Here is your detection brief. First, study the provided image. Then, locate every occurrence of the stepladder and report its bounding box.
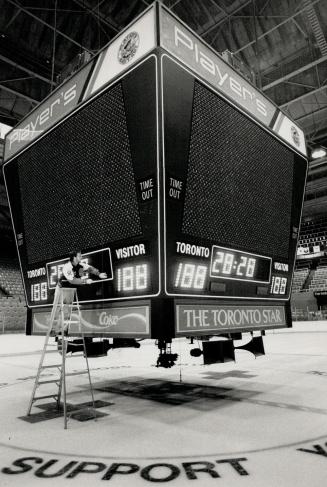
[27,286,96,429]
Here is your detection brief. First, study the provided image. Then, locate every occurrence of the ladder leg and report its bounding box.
[62,346,67,429]
[26,288,61,416]
[75,289,96,421]
[57,367,63,410]
[61,303,68,429]
[82,337,97,421]
[27,335,50,415]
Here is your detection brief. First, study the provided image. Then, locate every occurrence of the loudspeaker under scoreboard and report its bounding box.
[3,2,307,340]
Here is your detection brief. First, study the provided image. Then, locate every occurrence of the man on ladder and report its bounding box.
[58,250,108,288]
[27,250,107,428]
[55,250,107,336]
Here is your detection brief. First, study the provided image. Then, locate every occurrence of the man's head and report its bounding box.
[69,250,82,265]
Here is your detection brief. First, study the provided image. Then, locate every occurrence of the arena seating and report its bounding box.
[292,266,310,293]
[293,215,327,293]
[308,261,327,292]
[0,296,26,333]
[0,258,24,295]
[297,216,327,253]
[0,258,26,333]
[292,254,327,293]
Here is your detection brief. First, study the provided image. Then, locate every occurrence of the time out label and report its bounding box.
[137,176,157,202]
[176,304,286,333]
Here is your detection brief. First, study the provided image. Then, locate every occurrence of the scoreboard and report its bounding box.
[2,3,307,338]
[3,56,159,311]
[163,56,306,305]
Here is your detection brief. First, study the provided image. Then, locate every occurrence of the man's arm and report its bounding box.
[86,265,100,276]
[70,276,89,285]
[82,263,107,280]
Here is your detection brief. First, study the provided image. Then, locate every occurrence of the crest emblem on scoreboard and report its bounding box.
[291,125,300,147]
[118,31,140,64]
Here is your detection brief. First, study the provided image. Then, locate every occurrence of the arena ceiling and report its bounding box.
[0,0,326,241]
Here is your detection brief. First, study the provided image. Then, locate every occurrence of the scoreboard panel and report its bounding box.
[162,55,307,302]
[3,3,308,338]
[3,56,160,309]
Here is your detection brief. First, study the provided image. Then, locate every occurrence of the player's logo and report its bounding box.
[291,126,300,147]
[118,32,140,65]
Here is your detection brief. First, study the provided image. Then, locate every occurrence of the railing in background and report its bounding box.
[291,306,327,321]
[0,296,26,333]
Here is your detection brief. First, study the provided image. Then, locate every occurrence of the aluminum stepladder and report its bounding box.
[27,286,96,429]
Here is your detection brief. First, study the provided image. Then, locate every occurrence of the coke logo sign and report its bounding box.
[99,312,119,327]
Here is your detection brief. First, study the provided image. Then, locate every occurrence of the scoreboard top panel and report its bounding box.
[4,3,306,163]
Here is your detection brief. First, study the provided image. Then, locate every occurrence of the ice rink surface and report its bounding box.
[0,322,326,486]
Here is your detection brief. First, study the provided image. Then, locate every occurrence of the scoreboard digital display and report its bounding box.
[163,56,307,303]
[3,57,159,309]
[209,247,271,283]
[2,3,308,337]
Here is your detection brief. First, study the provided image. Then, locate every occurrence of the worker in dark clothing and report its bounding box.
[58,250,107,287]
[54,250,107,336]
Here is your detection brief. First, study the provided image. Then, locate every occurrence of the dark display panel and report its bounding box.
[18,83,142,265]
[182,81,293,260]
[3,57,159,308]
[163,56,307,300]
[3,52,307,318]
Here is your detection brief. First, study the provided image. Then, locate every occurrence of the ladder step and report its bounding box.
[41,364,62,369]
[65,371,88,377]
[33,394,58,402]
[37,379,60,385]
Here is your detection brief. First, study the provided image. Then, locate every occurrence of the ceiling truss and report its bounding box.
[0,0,326,151]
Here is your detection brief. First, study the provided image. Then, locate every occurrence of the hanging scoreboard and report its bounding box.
[3,55,159,313]
[2,3,307,338]
[162,55,307,304]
